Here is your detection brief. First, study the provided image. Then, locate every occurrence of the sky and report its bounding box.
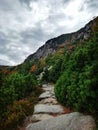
[0,0,98,66]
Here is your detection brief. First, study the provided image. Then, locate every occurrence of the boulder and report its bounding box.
[26,112,96,130]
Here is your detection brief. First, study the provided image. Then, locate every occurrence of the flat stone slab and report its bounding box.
[39,91,54,99]
[26,112,96,130]
[43,87,54,92]
[42,84,54,91]
[42,84,54,88]
[34,104,64,114]
[42,86,53,91]
[39,97,58,105]
[30,114,54,122]
[42,84,49,88]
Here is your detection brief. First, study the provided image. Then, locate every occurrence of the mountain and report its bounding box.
[25,16,98,62]
[0,17,98,130]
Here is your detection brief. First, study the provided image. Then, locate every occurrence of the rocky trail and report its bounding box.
[19,84,71,130]
[24,84,96,130]
[28,84,71,123]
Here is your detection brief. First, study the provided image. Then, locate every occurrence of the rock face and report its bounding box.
[25,17,98,62]
[26,112,96,130]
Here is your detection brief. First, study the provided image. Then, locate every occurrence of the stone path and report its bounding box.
[28,84,71,123]
[26,112,96,130]
[25,84,96,130]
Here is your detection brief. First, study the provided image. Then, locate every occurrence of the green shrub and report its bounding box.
[0,86,16,119]
[0,99,34,130]
[55,33,98,118]
[42,54,65,83]
[4,72,37,99]
[0,71,40,130]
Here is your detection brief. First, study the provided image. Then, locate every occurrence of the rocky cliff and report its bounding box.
[25,17,98,62]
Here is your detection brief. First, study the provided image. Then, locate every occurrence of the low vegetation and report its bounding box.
[54,33,98,121]
[0,70,42,130]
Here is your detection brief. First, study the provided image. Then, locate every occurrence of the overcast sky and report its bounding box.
[0,0,98,66]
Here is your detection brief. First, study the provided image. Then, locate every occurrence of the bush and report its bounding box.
[55,33,98,118]
[0,71,40,130]
[42,54,65,83]
[0,86,16,119]
[0,99,34,130]
[4,72,37,99]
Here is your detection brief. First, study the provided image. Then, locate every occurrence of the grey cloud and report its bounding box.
[0,30,29,65]
[0,0,21,12]
[0,59,11,65]
[63,0,72,3]
[19,0,32,10]
[86,0,98,6]
[0,0,12,12]
[47,14,73,26]
[0,31,7,44]
[19,0,32,5]
[80,0,98,13]
[88,0,98,11]
[0,31,11,51]
[20,27,50,42]
[0,30,20,48]
[0,0,98,65]
[0,43,29,65]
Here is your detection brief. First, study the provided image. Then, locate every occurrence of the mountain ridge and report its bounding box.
[25,16,98,62]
